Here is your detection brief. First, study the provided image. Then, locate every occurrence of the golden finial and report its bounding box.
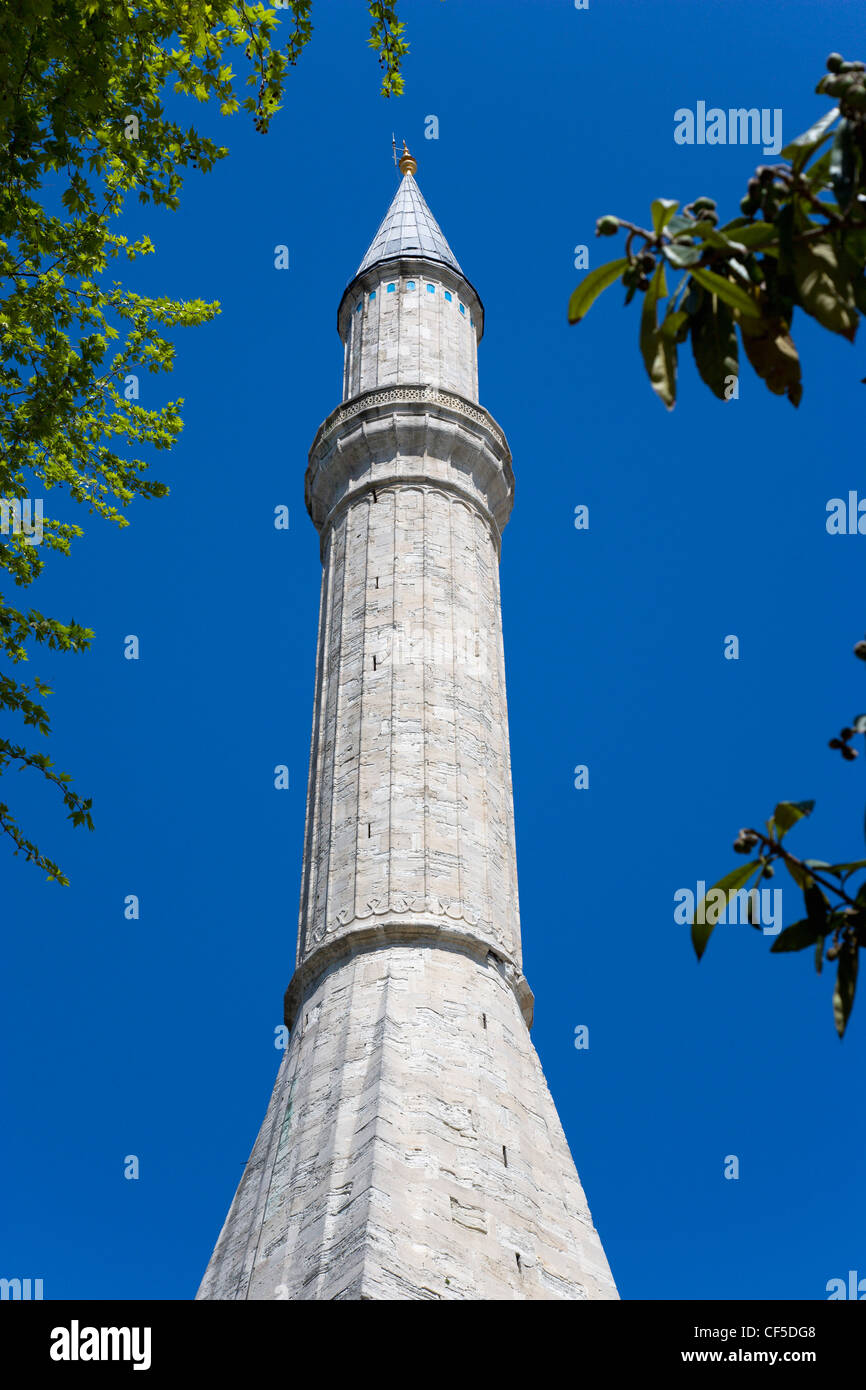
[398,140,417,176]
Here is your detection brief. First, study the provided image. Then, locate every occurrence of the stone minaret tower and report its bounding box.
[197,147,617,1302]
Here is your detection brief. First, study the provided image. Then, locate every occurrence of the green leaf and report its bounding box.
[804,881,829,936]
[783,857,811,891]
[639,262,677,408]
[805,148,835,194]
[823,860,866,878]
[691,861,761,960]
[781,106,840,171]
[841,225,866,265]
[739,317,802,405]
[802,851,830,871]
[774,799,815,837]
[568,258,629,324]
[663,242,702,268]
[829,118,856,210]
[692,221,750,254]
[833,945,858,1038]
[667,213,699,236]
[852,715,866,735]
[770,918,818,952]
[687,266,761,319]
[792,240,858,340]
[690,293,738,400]
[661,309,688,340]
[815,936,825,974]
[651,199,679,235]
[718,222,779,251]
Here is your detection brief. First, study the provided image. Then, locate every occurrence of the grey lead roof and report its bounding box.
[355,173,463,277]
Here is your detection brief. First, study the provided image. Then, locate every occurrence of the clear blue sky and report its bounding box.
[3,0,865,1300]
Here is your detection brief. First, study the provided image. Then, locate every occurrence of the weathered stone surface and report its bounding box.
[197,170,617,1301]
[197,945,616,1301]
[339,258,483,403]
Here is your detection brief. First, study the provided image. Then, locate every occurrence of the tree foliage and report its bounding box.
[570,52,866,410]
[0,1,406,882]
[570,51,866,1036]
[692,796,866,1038]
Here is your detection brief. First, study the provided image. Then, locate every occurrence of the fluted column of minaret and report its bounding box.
[296,461,522,952]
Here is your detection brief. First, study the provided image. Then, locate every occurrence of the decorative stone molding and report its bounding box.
[312,384,509,458]
[306,386,515,543]
[285,920,535,1031]
[311,891,486,941]
[301,894,520,992]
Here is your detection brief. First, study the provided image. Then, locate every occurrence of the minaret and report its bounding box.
[197,146,617,1301]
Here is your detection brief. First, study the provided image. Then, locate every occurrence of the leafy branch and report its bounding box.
[692,799,864,1037]
[569,52,866,409]
[0,1,407,882]
[567,48,866,1039]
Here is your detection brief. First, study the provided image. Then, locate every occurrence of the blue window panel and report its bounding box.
[387,283,396,293]
[444,290,452,302]
[426,283,435,294]
[459,303,465,315]
[407,280,416,290]
[369,289,376,300]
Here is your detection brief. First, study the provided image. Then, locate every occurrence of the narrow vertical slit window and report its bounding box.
[502,1145,508,1167]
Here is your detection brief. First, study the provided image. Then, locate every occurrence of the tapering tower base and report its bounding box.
[197,939,617,1301]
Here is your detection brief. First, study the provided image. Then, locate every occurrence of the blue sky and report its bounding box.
[3,0,865,1300]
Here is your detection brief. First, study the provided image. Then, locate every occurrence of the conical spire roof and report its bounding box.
[355,172,463,277]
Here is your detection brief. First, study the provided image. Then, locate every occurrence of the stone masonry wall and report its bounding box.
[196,943,617,1301]
[343,270,478,402]
[296,483,521,968]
